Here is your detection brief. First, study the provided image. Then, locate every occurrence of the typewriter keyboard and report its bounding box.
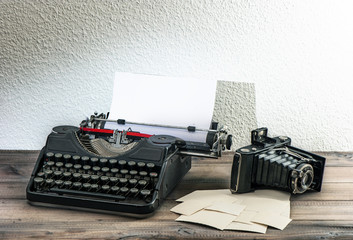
[31,152,161,204]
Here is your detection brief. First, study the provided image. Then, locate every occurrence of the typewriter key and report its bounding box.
[81,174,90,182]
[139,171,148,178]
[127,161,136,169]
[72,155,80,164]
[109,159,117,168]
[120,187,129,195]
[120,169,128,177]
[111,186,120,193]
[90,184,99,192]
[140,189,151,198]
[33,177,44,189]
[63,154,71,163]
[90,175,99,183]
[64,163,73,172]
[73,182,82,190]
[82,183,91,190]
[146,163,155,171]
[81,156,89,165]
[53,170,62,179]
[92,166,101,174]
[37,172,45,178]
[54,153,63,162]
[83,165,91,174]
[44,169,53,178]
[63,180,72,189]
[46,161,55,169]
[111,168,119,176]
[129,188,139,196]
[45,178,54,188]
[101,185,110,193]
[138,179,147,188]
[55,179,63,188]
[118,160,127,168]
[45,152,54,161]
[129,178,137,187]
[99,158,108,167]
[109,177,118,185]
[101,167,110,175]
[149,172,158,178]
[137,162,146,170]
[100,176,109,184]
[63,171,72,180]
[55,162,64,171]
[73,172,81,181]
[129,170,138,178]
[119,178,128,186]
[90,157,99,166]
[73,164,82,172]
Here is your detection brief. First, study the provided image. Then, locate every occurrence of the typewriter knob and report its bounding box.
[226,135,233,150]
[52,125,79,134]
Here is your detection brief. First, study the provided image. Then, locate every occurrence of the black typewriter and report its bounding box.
[26,112,232,217]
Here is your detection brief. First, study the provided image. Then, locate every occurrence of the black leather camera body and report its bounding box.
[230,128,326,194]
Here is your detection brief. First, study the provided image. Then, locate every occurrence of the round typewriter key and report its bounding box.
[129,178,137,187]
[90,157,99,166]
[127,161,136,169]
[120,187,129,195]
[53,170,62,179]
[73,182,82,190]
[111,186,120,193]
[81,156,89,165]
[81,174,90,182]
[82,183,91,190]
[101,167,110,175]
[111,168,119,176]
[129,170,138,178]
[130,187,139,196]
[37,172,45,178]
[73,172,81,181]
[44,169,53,178]
[45,152,54,160]
[54,153,63,162]
[101,185,110,193]
[63,154,71,163]
[119,178,128,186]
[73,164,82,172]
[63,171,72,180]
[64,163,73,172]
[63,180,72,189]
[90,175,99,183]
[46,161,55,169]
[90,184,98,191]
[109,159,118,168]
[99,158,108,167]
[100,176,109,184]
[109,177,118,185]
[118,160,127,168]
[146,163,155,171]
[138,179,147,188]
[149,172,158,178]
[83,165,91,173]
[33,177,44,188]
[72,155,80,164]
[55,162,64,171]
[55,179,63,188]
[92,166,101,174]
[137,162,146,170]
[45,178,54,188]
[140,189,151,197]
[120,169,128,177]
[139,171,148,178]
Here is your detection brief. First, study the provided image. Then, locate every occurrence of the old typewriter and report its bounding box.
[26,112,232,217]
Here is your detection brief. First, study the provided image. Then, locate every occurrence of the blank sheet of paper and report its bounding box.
[109,72,218,129]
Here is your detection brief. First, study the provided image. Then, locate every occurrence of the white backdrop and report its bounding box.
[1,0,352,151]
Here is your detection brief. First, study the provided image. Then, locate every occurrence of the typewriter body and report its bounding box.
[27,112,232,217]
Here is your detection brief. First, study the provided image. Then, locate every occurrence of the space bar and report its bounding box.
[50,188,126,201]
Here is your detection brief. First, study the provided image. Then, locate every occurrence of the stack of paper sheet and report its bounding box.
[171,189,291,234]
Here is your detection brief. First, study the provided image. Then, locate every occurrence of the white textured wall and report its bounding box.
[1,1,352,151]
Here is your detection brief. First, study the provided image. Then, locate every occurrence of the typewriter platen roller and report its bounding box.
[26,113,232,217]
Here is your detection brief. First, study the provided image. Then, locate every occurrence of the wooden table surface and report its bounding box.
[1,150,353,239]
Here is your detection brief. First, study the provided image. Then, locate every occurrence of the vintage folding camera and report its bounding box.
[230,128,325,194]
